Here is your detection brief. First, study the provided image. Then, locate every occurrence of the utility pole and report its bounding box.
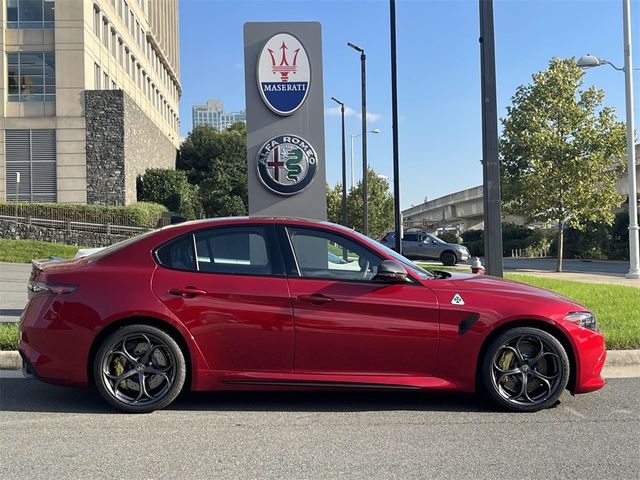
[479,0,504,276]
[390,0,402,254]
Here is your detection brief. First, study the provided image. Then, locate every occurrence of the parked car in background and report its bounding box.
[380,230,470,266]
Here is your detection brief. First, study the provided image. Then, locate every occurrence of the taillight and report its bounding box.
[27,281,77,300]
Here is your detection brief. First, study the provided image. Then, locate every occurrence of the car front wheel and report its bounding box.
[93,324,186,413]
[481,327,570,412]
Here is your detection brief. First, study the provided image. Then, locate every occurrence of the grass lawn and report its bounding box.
[0,238,81,263]
[0,324,18,350]
[505,274,640,350]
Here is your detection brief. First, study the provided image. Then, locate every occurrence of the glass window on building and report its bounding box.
[8,52,55,102]
[93,6,100,37]
[94,63,101,89]
[5,129,57,202]
[7,0,54,29]
[102,17,109,49]
[104,72,109,89]
[111,29,117,57]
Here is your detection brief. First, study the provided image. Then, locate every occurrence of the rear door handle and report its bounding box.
[169,286,207,298]
[297,294,334,305]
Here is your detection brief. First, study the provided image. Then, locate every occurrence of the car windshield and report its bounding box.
[426,233,446,244]
[347,229,435,280]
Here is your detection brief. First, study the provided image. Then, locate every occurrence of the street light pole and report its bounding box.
[622,0,639,279]
[350,129,381,192]
[575,0,639,279]
[331,97,348,227]
[348,42,369,236]
[389,0,402,255]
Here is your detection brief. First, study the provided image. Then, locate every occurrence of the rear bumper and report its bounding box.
[19,297,91,388]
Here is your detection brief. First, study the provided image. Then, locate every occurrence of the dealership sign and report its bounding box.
[256,134,318,195]
[257,33,311,116]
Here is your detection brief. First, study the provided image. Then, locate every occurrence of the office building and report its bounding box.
[0,0,181,205]
[192,99,246,131]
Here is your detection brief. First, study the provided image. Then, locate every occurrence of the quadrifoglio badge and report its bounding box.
[256,135,318,195]
[257,32,311,115]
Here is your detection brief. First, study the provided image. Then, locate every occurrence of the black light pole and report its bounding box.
[331,96,348,227]
[479,0,504,277]
[389,0,402,254]
[348,42,369,236]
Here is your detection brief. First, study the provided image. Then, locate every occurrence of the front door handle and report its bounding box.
[169,286,207,298]
[297,294,334,305]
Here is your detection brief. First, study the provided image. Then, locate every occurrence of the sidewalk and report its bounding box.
[0,262,31,323]
[507,270,640,288]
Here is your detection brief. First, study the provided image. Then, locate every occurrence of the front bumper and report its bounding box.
[571,325,607,394]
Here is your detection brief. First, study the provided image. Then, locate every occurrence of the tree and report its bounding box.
[330,168,393,240]
[178,125,248,217]
[136,169,203,219]
[500,58,626,271]
[326,183,343,225]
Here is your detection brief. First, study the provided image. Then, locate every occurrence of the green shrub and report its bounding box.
[137,169,203,220]
[437,231,460,244]
[0,202,167,228]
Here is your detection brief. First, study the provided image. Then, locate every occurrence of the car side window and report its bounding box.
[156,234,197,272]
[286,227,383,281]
[404,233,418,242]
[194,226,275,276]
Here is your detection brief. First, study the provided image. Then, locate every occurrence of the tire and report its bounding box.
[440,251,457,266]
[480,327,570,412]
[93,324,186,413]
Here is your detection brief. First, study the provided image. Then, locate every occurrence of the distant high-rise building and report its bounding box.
[0,0,182,205]
[192,100,246,131]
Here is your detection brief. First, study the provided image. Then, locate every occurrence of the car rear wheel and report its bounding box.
[481,327,569,412]
[93,324,186,413]
[440,251,457,266]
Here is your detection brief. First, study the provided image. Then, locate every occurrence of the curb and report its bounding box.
[2,349,640,371]
[0,351,21,370]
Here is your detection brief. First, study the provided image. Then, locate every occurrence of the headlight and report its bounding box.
[563,311,597,331]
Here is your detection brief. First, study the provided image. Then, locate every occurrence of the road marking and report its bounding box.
[566,408,586,418]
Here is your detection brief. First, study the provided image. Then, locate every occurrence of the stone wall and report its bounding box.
[85,91,126,206]
[85,91,177,206]
[123,93,177,205]
[0,219,129,247]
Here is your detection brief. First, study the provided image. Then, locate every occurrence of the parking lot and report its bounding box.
[1,371,638,480]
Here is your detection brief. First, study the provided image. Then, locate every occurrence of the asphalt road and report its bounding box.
[1,371,638,480]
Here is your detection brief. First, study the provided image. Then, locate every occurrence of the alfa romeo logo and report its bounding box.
[256,134,318,196]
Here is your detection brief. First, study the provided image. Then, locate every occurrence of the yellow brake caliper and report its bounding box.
[113,356,126,389]
[498,350,514,385]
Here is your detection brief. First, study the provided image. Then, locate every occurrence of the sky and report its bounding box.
[178,0,640,210]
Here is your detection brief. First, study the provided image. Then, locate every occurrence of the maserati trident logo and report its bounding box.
[257,33,311,115]
[256,134,318,195]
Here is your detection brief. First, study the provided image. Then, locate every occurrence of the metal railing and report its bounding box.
[0,214,169,236]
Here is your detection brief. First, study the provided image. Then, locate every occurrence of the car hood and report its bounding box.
[443,272,582,308]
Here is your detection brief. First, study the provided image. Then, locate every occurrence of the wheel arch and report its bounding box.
[475,319,577,393]
[87,316,194,390]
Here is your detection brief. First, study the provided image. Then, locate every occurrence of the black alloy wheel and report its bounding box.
[481,327,570,412]
[93,324,186,413]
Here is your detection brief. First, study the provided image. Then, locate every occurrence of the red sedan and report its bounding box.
[19,218,606,413]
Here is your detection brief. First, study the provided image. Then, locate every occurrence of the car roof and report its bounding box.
[157,216,356,234]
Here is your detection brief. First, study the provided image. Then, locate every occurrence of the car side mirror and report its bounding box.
[375,260,409,283]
